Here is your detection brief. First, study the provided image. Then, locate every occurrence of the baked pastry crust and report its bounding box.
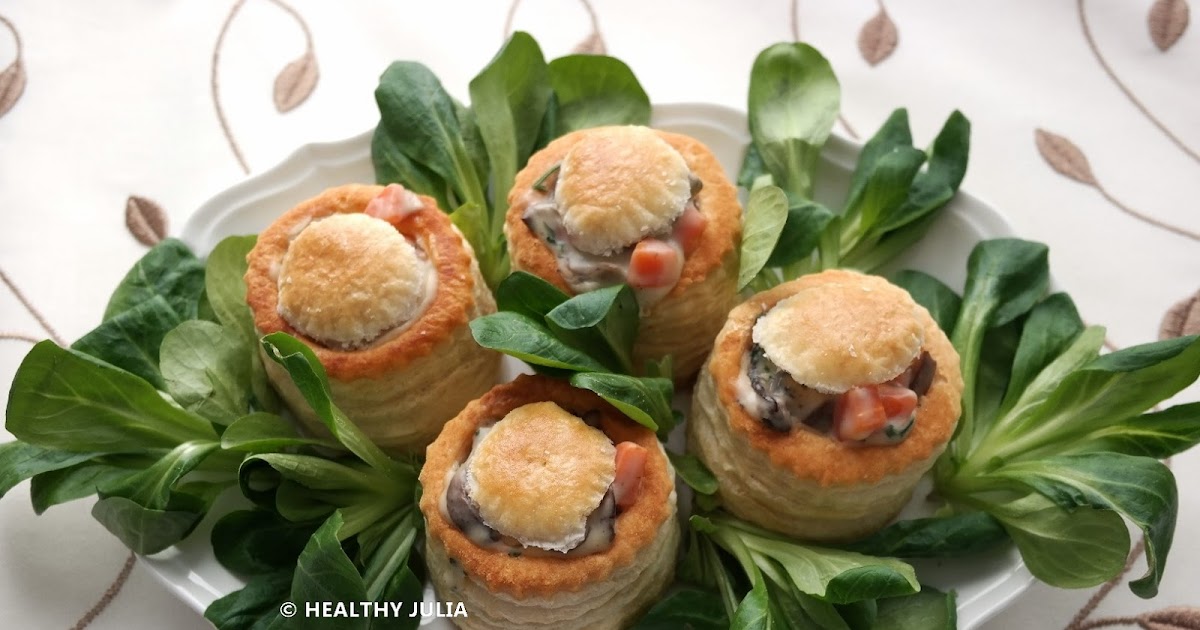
[246,184,500,452]
[753,276,924,394]
[467,401,616,550]
[421,375,678,629]
[556,126,691,255]
[277,213,431,348]
[505,127,742,381]
[688,269,963,541]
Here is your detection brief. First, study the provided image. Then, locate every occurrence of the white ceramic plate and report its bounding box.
[162,103,1034,629]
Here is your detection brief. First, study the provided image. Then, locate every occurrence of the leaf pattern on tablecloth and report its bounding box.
[212,0,320,173]
[0,332,40,344]
[1036,129,1097,185]
[1149,0,1190,51]
[858,2,898,66]
[0,14,26,118]
[1035,129,1200,241]
[1074,606,1200,629]
[125,195,168,246]
[573,0,606,54]
[1079,0,1199,164]
[1161,290,1200,340]
[273,51,319,113]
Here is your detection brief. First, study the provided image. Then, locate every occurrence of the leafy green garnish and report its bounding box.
[677,513,921,629]
[905,238,1200,598]
[844,512,1010,559]
[470,272,675,432]
[546,54,650,135]
[738,49,972,286]
[745,43,840,199]
[634,587,728,630]
[738,184,789,291]
[102,237,206,321]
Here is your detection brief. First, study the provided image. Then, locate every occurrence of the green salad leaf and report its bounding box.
[91,441,222,554]
[634,587,728,630]
[8,341,218,452]
[874,588,956,630]
[675,513,922,629]
[907,237,1200,598]
[470,311,609,373]
[738,184,790,291]
[212,509,320,576]
[259,333,403,478]
[547,54,650,134]
[161,320,252,424]
[0,442,97,499]
[546,284,638,373]
[986,493,1129,589]
[469,32,552,218]
[103,238,206,321]
[29,455,150,514]
[471,272,675,431]
[739,45,971,286]
[746,43,840,199]
[844,512,1009,559]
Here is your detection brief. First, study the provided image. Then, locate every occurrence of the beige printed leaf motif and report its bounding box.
[1143,605,1200,628]
[1035,129,1097,185]
[1160,290,1200,340]
[273,52,319,113]
[1149,0,1190,52]
[858,8,898,66]
[125,196,168,247]
[0,58,26,118]
[572,31,607,55]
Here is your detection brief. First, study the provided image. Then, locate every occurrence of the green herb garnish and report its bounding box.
[889,238,1200,598]
[532,163,561,192]
[470,271,675,434]
[737,43,971,290]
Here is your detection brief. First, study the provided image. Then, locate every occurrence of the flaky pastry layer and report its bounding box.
[420,375,677,624]
[688,270,963,541]
[247,184,500,452]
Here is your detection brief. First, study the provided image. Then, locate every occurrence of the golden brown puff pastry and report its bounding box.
[688,269,963,542]
[421,375,679,630]
[504,126,742,382]
[245,183,500,453]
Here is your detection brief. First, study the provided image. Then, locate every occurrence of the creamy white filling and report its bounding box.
[522,192,690,311]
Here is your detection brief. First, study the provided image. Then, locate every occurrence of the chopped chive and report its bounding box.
[532,163,561,192]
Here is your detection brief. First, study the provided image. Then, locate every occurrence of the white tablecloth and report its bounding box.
[2,1,1197,628]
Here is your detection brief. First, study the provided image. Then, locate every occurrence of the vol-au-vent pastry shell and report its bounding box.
[689,269,963,541]
[421,375,678,630]
[246,184,499,452]
[505,126,743,381]
[507,126,740,305]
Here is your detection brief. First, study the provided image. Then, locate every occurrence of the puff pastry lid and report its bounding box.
[466,402,616,552]
[752,271,925,394]
[277,213,432,348]
[555,125,691,255]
